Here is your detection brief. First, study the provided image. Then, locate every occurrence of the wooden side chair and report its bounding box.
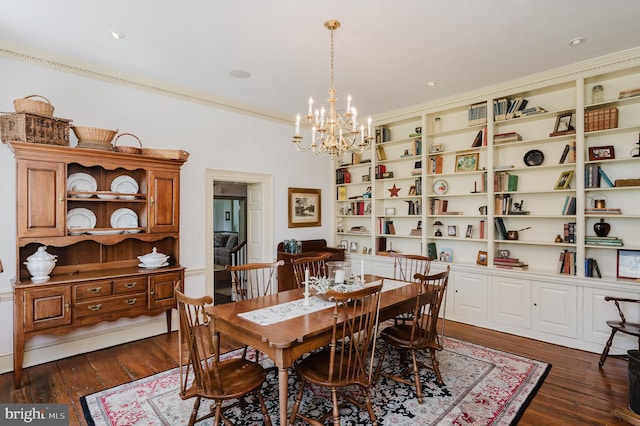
[175,285,272,426]
[226,260,284,301]
[376,267,450,403]
[289,281,384,425]
[291,253,331,288]
[390,252,433,325]
[599,296,640,367]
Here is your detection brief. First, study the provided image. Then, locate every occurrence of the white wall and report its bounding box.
[0,55,335,372]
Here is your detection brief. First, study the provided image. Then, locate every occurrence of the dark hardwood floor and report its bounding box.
[0,320,633,425]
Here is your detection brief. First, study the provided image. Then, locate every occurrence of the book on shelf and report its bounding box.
[376,145,387,161]
[619,87,640,99]
[585,236,623,246]
[561,196,576,215]
[468,102,487,125]
[494,217,508,240]
[563,222,576,243]
[479,220,485,239]
[427,242,437,259]
[428,155,443,174]
[615,178,640,187]
[568,140,576,163]
[505,97,529,120]
[470,127,487,147]
[493,97,510,121]
[337,186,347,201]
[413,139,422,156]
[411,168,422,175]
[493,257,521,264]
[557,250,576,275]
[514,106,547,117]
[494,132,522,143]
[375,127,390,144]
[598,168,614,187]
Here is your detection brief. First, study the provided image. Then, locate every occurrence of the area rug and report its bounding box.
[81,333,550,425]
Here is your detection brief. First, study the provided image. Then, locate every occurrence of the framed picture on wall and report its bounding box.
[288,187,321,228]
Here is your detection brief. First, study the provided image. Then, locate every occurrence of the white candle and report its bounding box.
[335,269,345,284]
[295,114,300,135]
[361,258,365,283]
[367,117,372,136]
[360,125,365,142]
[308,97,313,115]
[305,268,310,294]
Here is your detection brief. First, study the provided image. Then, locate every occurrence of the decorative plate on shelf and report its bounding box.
[67,208,96,229]
[110,208,139,229]
[110,175,139,198]
[433,179,448,195]
[67,173,97,197]
[524,149,544,166]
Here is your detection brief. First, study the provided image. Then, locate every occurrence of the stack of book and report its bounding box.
[563,222,576,243]
[494,132,522,144]
[585,257,602,278]
[619,87,640,99]
[585,207,621,215]
[585,164,614,188]
[494,171,518,192]
[557,250,576,275]
[430,198,463,215]
[493,257,528,270]
[584,235,623,246]
[468,102,487,125]
[584,107,618,131]
[514,106,547,117]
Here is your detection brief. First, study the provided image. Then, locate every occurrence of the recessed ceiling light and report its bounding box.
[569,37,585,46]
[229,70,251,79]
[425,81,437,87]
[111,32,125,40]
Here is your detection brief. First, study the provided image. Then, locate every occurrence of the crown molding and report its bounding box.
[0,40,293,126]
[375,46,640,124]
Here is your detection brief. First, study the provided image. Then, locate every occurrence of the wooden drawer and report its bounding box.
[113,277,147,295]
[74,280,114,301]
[74,293,148,318]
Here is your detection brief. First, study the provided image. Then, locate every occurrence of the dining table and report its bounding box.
[206,274,421,425]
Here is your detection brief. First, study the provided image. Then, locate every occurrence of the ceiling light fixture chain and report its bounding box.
[293,19,373,158]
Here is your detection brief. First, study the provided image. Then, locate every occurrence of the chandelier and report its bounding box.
[293,20,373,158]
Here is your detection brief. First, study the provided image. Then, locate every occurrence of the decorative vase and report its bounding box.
[593,218,611,237]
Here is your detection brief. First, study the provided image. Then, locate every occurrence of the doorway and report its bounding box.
[205,169,273,301]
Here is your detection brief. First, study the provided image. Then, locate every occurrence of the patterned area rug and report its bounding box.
[81,333,550,425]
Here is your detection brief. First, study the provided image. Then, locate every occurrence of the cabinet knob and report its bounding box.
[125,298,137,305]
[124,282,137,289]
[58,195,64,202]
[64,302,70,312]
[88,287,102,294]
[150,196,154,205]
[88,304,102,311]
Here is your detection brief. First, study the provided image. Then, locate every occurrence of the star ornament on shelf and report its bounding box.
[388,184,401,197]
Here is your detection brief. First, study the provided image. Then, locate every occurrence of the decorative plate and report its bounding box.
[110,175,139,196]
[524,149,544,166]
[67,208,96,229]
[87,229,123,235]
[67,173,97,197]
[110,208,138,228]
[433,179,448,195]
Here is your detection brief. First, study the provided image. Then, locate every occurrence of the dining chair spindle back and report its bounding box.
[175,284,272,425]
[376,266,450,404]
[289,280,384,425]
[226,260,284,301]
[291,253,331,288]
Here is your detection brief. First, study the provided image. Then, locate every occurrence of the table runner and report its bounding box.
[238,278,409,326]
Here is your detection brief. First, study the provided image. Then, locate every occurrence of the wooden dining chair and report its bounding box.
[599,296,640,367]
[289,281,384,425]
[390,252,433,325]
[291,253,331,288]
[175,285,272,426]
[376,267,450,404]
[226,260,284,362]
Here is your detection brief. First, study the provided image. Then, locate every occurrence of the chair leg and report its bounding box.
[599,328,618,367]
[255,391,272,426]
[189,396,201,426]
[410,350,423,404]
[289,380,306,424]
[430,347,444,386]
[364,395,378,425]
[331,388,340,426]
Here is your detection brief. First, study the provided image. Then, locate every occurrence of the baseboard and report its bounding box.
[0,311,178,375]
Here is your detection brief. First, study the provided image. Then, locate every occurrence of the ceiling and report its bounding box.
[2,0,640,121]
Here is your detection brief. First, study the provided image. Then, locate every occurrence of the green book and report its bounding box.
[507,174,518,192]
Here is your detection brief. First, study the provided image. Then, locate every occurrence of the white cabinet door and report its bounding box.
[453,271,488,319]
[490,275,531,329]
[532,280,577,338]
[583,287,640,355]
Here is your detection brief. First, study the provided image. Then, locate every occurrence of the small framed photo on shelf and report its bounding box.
[385,207,396,215]
[588,145,615,161]
[617,249,640,280]
[455,152,479,172]
[447,225,457,236]
[476,250,488,266]
[339,240,348,250]
[553,112,574,133]
[429,143,444,153]
[438,248,453,262]
[408,185,417,195]
[349,242,358,253]
[554,170,574,190]
[465,224,473,238]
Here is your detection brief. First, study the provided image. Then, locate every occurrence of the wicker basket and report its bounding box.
[13,95,55,118]
[114,133,143,155]
[0,113,70,145]
[142,147,190,161]
[72,126,118,145]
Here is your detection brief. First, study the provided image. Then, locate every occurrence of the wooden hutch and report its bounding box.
[9,141,187,386]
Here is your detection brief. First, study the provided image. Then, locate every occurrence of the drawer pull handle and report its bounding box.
[88,287,102,294]
[88,304,102,311]
[124,282,137,289]
[65,302,70,312]
[125,298,137,305]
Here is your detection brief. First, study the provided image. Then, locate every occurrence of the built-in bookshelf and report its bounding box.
[334,61,640,280]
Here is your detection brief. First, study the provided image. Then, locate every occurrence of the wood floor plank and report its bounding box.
[0,320,633,426]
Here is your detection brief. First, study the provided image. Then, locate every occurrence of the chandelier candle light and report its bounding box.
[293,20,373,157]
